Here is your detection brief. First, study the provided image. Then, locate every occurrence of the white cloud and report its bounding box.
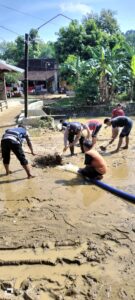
[60,2,92,14]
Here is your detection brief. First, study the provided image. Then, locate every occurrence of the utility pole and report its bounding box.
[24,14,73,118]
[24,33,29,118]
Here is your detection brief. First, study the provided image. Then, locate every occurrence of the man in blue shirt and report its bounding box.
[104,116,133,152]
[1,125,35,178]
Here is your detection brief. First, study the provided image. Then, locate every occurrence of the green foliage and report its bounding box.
[75,60,100,103]
[5,72,21,84]
[117,92,130,101]
[131,55,135,77]
[125,30,135,48]
[0,29,56,64]
[0,8,135,104]
[38,41,56,58]
[55,20,85,62]
[37,116,54,128]
[60,55,82,86]
[98,9,120,34]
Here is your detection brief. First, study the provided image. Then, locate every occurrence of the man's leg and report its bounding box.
[22,164,35,179]
[122,136,129,149]
[68,133,75,155]
[78,166,102,179]
[92,136,97,146]
[11,143,35,178]
[69,145,74,155]
[116,137,123,151]
[1,140,12,175]
[4,164,12,175]
[79,136,85,153]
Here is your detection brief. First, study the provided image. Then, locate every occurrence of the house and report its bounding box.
[18,58,58,94]
[0,60,24,100]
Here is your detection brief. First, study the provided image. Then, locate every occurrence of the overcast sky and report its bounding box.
[0,0,134,42]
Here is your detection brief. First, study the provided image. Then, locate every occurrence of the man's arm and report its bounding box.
[63,128,69,151]
[109,127,119,144]
[85,124,91,139]
[71,131,81,146]
[25,135,35,155]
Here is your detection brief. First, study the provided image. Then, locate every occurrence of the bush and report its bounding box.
[116,92,130,102]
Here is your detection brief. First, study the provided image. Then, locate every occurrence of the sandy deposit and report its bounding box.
[0,100,135,300]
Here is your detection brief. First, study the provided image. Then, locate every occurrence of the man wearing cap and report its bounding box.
[1,125,35,178]
[78,140,107,179]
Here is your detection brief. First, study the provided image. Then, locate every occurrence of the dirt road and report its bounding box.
[0,100,135,300]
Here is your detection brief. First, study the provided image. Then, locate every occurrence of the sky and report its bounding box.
[0,0,134,43]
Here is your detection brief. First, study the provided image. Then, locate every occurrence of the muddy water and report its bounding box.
[0,103,135,299]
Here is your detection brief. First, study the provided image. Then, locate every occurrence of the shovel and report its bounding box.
[100,141,110,152]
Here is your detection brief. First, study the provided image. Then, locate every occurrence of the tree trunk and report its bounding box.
[0,72,7,100]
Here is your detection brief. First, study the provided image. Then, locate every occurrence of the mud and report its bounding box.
[33,153,63,168]
[0,100,135,299]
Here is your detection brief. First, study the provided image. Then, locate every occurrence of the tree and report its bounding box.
[39,41,56,58]
[60,55,82,87]
[98,9,120,34]
[83,9,120,34]
[125,30,135,48]
[55,20,85,63]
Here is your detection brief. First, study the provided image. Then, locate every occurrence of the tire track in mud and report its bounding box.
[0,237,134,300]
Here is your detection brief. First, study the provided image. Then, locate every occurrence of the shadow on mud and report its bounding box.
[0,177,26,184]
[55,177,90,186]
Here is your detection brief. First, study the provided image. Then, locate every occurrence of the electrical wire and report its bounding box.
[0,25,19,35]
[0,2,47,21]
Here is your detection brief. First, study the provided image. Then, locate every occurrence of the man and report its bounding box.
[78,140,107,179]
[104,116,133,152]
[59,119,69,130]
[1,125,35,178]
[63,121,90,155]
[86,119,102,146]
[110,104,125,137]
[111,104,125,118]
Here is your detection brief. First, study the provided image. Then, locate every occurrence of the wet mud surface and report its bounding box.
[0,101,135,299]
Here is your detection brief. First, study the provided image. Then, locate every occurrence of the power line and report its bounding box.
[37,13,73,30]
[0,25,20,35]
[0,2,51,22]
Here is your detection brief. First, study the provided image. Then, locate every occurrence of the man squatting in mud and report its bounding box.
[1,125,35,178]
[78,140,107,180]
[104,116,133,153]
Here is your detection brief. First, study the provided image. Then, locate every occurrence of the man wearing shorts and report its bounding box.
[104,116,133,152]
[1,125,35,178]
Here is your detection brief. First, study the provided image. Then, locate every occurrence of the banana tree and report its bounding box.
[131,55,135,100]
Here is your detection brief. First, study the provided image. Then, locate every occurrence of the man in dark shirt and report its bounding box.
[1,125,35,178]
[104,116,133,152]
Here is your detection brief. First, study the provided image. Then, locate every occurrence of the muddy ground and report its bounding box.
[0,100,135,300]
